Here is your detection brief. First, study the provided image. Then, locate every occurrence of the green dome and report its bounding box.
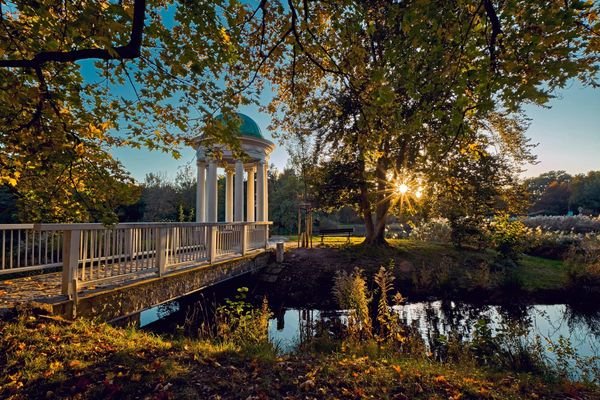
[216,112,263,139]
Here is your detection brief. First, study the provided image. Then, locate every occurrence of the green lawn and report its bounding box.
[517,255,568,291]
[283,236,570,295]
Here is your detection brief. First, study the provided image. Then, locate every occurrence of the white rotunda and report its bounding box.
[194,113,275,223]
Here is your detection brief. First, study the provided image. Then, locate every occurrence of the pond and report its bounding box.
[139,277,600,380]
[268,303,599,356]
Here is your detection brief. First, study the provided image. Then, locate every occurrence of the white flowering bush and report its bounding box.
[521,223,600,260]
[409,218,452,243]
[523,215,600,233]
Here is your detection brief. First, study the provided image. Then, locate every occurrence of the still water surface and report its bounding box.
[268,302,599,359]
[141,296,599,359]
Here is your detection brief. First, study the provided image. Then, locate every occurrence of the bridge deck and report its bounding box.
[0,222,273,319]
[0,249,268,316]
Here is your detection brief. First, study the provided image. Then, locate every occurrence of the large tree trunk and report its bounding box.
[363,155,391,246]
[358,159,375,241]
[364,224,387,245]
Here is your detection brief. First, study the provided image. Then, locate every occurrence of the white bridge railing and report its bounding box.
[0,222,271,297]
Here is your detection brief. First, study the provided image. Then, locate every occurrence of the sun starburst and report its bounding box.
[377,168,425,213]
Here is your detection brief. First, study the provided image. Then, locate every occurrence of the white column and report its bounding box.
[256,160,265,222]
[234,160,244,222]
[264,160,269,221]
[225,167,234,222]
[246,167,255,222]
[196,160,206,222]
[207,160,218,222]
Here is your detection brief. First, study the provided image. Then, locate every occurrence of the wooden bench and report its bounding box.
[318,228,354,244]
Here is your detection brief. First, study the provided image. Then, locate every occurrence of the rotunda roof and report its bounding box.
[216,112,263,139]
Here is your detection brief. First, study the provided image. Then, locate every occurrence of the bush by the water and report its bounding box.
[566,239,600,298]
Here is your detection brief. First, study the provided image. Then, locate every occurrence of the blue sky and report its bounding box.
[111,78,599,182]
[522,80,600,177]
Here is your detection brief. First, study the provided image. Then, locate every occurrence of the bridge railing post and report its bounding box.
[208,225,218,263]
[157,227,168,276]
[241,224,248,256]
[61,229,81,299]
[264,224,269,249]
[125,228,135,261]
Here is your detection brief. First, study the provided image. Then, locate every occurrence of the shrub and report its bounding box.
[215,287,271,347]
[566,239,600,298]
[469,316,545,373]
[409,218,452,243]
[489,214,528,260]
[449,216,489,249]
[523,226,581,260]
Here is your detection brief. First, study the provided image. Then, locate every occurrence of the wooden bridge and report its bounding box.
[0,222,272,321]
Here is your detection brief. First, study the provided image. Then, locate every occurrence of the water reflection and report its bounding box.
[269,302,600,361]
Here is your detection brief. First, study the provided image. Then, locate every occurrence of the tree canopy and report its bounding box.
[0,0,265,221]
[263,0,599,243]
[1,0,599,229]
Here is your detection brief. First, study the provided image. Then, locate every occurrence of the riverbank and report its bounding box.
[1,316,598,399]
[265,238,584,308]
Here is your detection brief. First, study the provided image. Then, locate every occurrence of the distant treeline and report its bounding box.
[524,171,600,216]
[2,168,598,227]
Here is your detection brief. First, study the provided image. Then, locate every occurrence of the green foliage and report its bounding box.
[449,216,488,250]
[525,170,600,216]
[268,167,303,235]
[216,287,271,348]
[546,335,600,383]
[136,167,197,222]
[566,239,600,298]
[571,171,600,214]
[0,0,263,222]
[489,214,529,260]
[177,204,185,223]
[469,316,545,373]
[0,185,18,223]
[410,257,454,293]
[268,0,599,244]
[525,170,573,215]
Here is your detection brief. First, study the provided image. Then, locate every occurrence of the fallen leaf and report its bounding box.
[299,379,316,391]
[131,373,142,382]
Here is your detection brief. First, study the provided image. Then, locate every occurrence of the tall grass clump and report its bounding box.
[332,268,372,340]
[566,239,600,298]
[331,265,426,358]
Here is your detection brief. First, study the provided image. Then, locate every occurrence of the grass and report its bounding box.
[285,236,571,298]
[517,256,568,291]
[1,315,598,399]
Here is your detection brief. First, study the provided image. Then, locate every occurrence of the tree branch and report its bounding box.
[483,0,502,69]
[0,0,146,68]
